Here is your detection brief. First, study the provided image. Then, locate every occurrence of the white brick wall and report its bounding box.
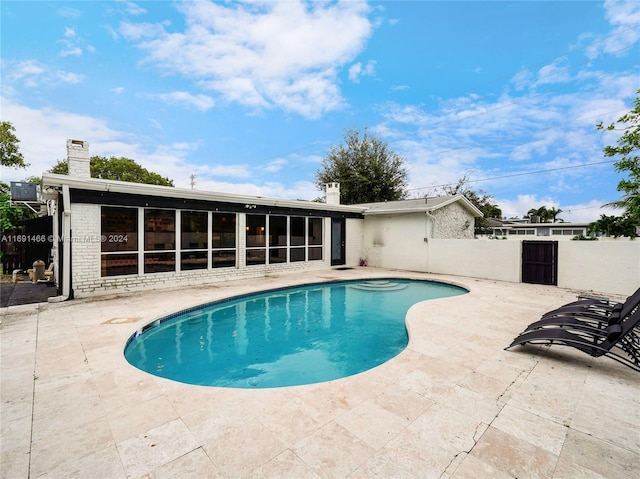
[345,218,363,266]
[70,204,101,288]
[66,139,91,178]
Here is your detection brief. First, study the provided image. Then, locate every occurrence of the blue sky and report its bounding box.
[2,0,639,222]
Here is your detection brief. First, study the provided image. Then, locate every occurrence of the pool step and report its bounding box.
[348,281,408,292]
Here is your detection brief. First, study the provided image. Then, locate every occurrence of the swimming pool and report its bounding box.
[124,279,467,388]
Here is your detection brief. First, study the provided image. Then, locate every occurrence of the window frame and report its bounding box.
[100,206,139,277]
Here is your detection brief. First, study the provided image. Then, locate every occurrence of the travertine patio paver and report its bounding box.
[1,268,639,478]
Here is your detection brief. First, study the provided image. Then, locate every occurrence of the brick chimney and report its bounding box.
[325,182,340,205]
[66,139,90,178]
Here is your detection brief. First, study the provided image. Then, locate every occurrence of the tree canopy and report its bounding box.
[50,156,174,186]
[0,182,33,232]
[526,205,563,223]
[588,214,637,238]
[0,121,29,169]
[438,175,502,218]
[315,128,408,204]
[597,89,640,224]
[0,122,35,232]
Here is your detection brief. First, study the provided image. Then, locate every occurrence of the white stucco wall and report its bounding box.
[557,240,640,296]
[428,239,521,282]
[358,203,477,270]
[426,238,639,296]
[361,213,430,271]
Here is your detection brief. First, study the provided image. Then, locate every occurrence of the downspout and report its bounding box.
[424,210,436,272]
[425,210,436,240]
[48,185,71,302]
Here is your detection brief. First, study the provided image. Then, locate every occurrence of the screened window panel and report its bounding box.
[101,207,138,252]
[181,211,208,249]
[145,209,175,251]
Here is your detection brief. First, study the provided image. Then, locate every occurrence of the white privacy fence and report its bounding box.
[371,238,639,296]
[428,238,639,296]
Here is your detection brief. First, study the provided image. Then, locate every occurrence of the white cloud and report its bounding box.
[510,131,563,161]
[192,178,320,201]
[348,60,376,83]
[204,165,252,178]
[59,27,84,57]
[586,0,640,59]
[121,1,146,16]
[535,58,572,86]
[0,99,308,197]
[375,53,637,222]
[490,194,617,223]
[261,159,288,174]
[561,201,619,223]
[496,194,561,220]
[120,0,373,118]
[57,7,81,18]
[3,60,84,88]
[58,43,82,57]
[154,91,215,111]
[0,98,129,182]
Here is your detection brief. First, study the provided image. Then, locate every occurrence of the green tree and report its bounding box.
[588,214,617,237]
[589,214,637,238]
[526,206,557,223]
[0,121,29,169]
[50,156,174,186]
[597,89,640,224]
[0,182,33,232]
[315,128,408,204]
[0,123,35,233]
[547,207,563,223]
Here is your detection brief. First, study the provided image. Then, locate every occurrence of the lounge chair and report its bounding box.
[541,287,640,320]
[505,306,640,372]
[526,287,640,331]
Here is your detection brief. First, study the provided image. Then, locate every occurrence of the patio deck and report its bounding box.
[1,269,638,478]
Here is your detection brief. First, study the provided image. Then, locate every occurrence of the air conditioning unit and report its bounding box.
[10,182,38,202]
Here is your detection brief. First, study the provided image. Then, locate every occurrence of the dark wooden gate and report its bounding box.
[522,241,558,285]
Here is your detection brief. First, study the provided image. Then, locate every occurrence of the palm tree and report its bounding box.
[589,214,617,237]
[527,206,549,223]
[548,207,563,223]
[605,194,639,224]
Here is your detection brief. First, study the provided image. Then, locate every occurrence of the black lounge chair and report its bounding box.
[526,287,640,331]
[505,306,640,372]
[541,287,640,320]
[542,288,640,318]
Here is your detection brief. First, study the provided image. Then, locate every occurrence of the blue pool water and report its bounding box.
[124,279,467,388]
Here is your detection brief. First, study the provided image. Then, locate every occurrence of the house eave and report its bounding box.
[41,173,368,214]
[361,195,484,217]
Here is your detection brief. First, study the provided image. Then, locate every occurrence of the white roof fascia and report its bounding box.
[363,195,483,217]
[433,195,484,218]
[41,173,367,214]
[511,222,591,228]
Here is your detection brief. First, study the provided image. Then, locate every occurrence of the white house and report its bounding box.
[40,140,480,300]
[357,197,483,271]
[491,220,591,239]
